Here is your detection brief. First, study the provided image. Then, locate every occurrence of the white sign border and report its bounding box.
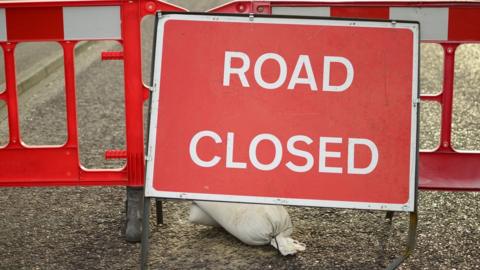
[145,13,419,212]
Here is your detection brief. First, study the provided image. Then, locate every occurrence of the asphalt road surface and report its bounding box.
[1,1,479,269]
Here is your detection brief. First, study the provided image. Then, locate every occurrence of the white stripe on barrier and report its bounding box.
[272,6,330,17]
[390,8,448,41]
[63,6,121,40]
[0,9,6,42]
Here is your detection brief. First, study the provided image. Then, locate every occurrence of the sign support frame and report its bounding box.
[140,11,421,269]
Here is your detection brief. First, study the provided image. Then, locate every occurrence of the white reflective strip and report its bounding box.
[390,7,448,41]
[0,9,6,41]
[63,6,121,40]
[272,7,330,17]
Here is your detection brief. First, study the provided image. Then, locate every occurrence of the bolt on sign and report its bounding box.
[145,13,419,212]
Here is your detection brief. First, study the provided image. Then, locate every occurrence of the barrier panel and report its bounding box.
[0,0,186,187]
[209,0,480,191]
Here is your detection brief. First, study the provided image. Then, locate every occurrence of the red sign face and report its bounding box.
[145,14,419,211]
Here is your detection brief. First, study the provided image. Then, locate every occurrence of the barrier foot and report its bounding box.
[126,187,144,242]
[140,196,151,270]
[155,199,164,225]
[385,211,418,270]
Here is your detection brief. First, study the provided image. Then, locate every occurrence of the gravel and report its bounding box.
[1,5,479,270]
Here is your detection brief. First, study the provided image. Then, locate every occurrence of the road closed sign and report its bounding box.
[145,13,419,212]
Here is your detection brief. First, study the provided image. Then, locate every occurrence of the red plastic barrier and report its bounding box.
[0,0,186,187]
[2,0,479,191]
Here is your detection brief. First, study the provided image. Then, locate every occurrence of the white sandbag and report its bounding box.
[188,203,220,227]
[194,201,306,255]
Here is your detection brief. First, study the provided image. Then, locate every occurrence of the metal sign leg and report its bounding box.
[156,199,163,225]
[140,197,151,270]
[385,211,395,224]
[385,210,418,270]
